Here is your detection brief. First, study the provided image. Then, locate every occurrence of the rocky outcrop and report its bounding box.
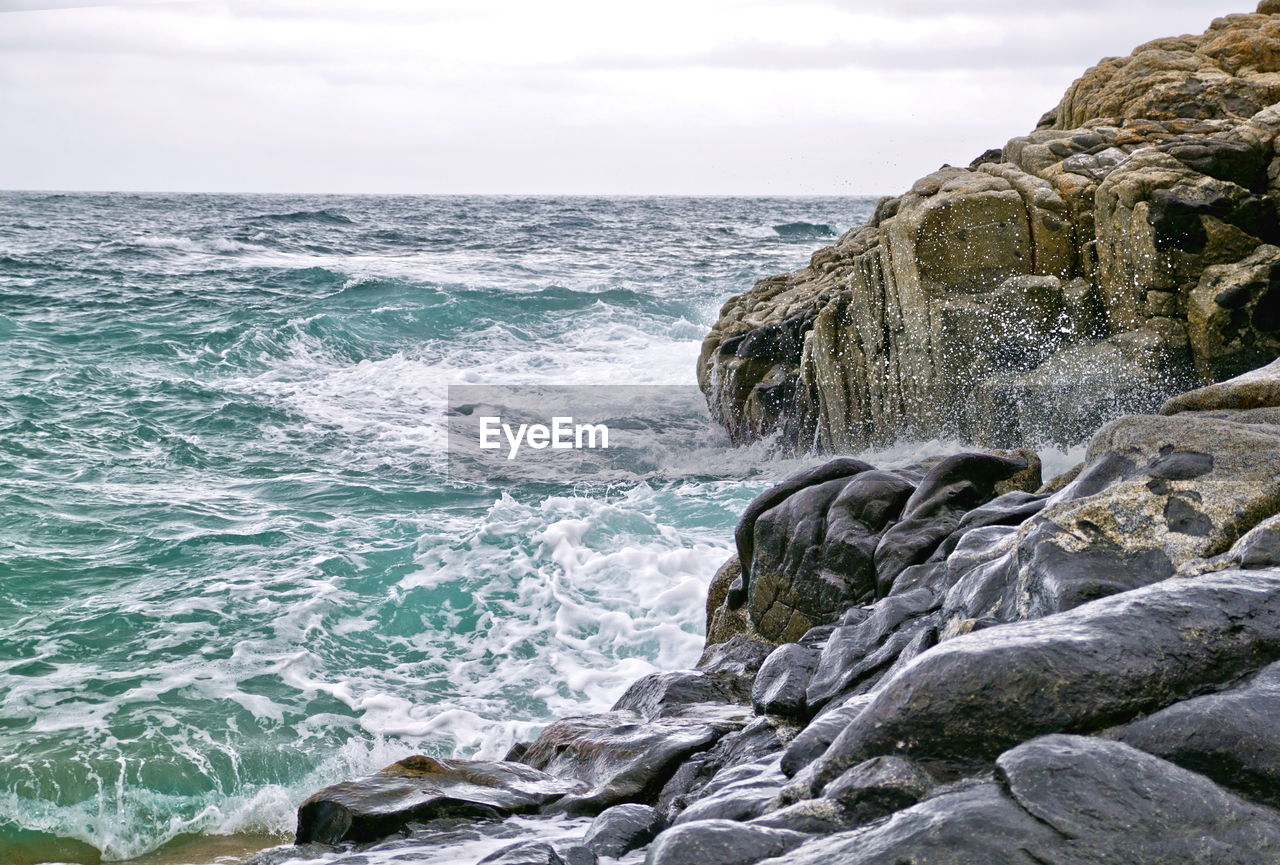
[699,4,1280,451]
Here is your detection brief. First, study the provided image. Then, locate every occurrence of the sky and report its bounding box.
[0,0,1256,194]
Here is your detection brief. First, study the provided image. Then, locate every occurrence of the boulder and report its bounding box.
[582,804,665,858]
[798,568,1280,795]
[294,756,585,846]
[521,706,749,815]
[751,643,820,719]
[768,734,1280,864]
[1162,353,1280,413]
[645,820,807,865]
[478,841,566,865]
[1116,658,1280,807]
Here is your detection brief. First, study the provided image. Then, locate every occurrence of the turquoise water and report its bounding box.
[0,193,876,861]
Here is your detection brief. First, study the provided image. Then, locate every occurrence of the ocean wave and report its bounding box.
[772,220,836,239]
[243,210,357,226]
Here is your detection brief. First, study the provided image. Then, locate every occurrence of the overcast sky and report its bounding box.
[0,0,1255,194]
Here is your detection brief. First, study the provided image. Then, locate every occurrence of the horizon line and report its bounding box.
[0,186,891,198]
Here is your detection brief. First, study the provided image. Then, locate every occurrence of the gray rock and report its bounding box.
[583,804,664,858]
[645,820,806,865]
[748,797,854,834]
[744,466,913,642]
[872,453,1033,595]
[798,568,1280,795]
[1116,659,1280,807]
[657,718,786,820]
[779,694,873,777]
[761,782,1057,865]
[751,644,820,719]
[612,671,749,721]
[478,841,565,865]
[804,589,936,711]
[671,756,787,826]
[995,734,1280,861]
[294,756,586,845]
[521,706,749,815]
[822,756,934,823]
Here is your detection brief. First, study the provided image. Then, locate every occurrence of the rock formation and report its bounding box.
[282,7,1280,865]
[699,5,1280,451]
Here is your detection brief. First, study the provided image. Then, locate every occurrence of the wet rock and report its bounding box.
[582,804,665,858]
[697,634,774,680]
[748,797,853,834]
[1163,353,1280,413]
[521,706,749,815]
[670,757,788,826]
[804,589,936,711]
[873,453,1032,596]
[798,568,1280,795]
[612,670,749,720]
[751,643,820,718]
[779,695,873,777]
[656,717,786,820]
[772,735,1280,864]
[765,782,1057,865]
[294,756,586,846]
[995,734,1280,860]
[478,841,566,865]
[1116,659,1280,807]
[742,464,912,642]
[822,756,935,823]
[646,820,806,865]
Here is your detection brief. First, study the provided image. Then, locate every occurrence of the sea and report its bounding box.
[0,193,920,865]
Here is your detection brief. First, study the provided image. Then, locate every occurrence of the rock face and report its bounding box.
[699,6,1280,451]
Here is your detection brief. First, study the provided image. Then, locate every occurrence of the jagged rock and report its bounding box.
[521,706,749,815]
[1116,658,1280,807]
[646,820,807,865]
[294,756,586,846]
[698,7,1280,453]
[582,804,665,858]
[795,568,1280,796]
[478,841,566,865]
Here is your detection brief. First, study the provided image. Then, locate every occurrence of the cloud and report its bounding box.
[0,0,1255,193]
